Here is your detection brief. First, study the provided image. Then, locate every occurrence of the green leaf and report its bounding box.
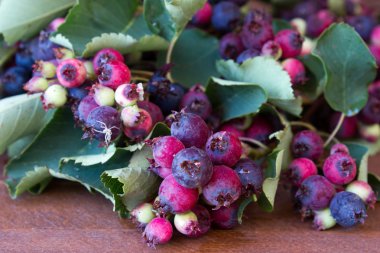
[272,19,292,34]
[5,108,105,198]
[314,23,377,116]
[157,28,221,88]
[0,0,76,44]
[0,94,53,154]
[55,0,138,55]
[216,57,295,101]
[101,146,161,217]
[270,125,293,170]
[270,97,303,117]
[257,150,284,212]
[205,77,267,122]
[368,173,380,201]
[238,197,253,224]
[345,142,369,181]
[298,54,327,101]
[144,0,206,41]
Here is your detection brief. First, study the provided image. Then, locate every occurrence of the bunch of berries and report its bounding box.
[129,111,265,248]
[288,130,376,230]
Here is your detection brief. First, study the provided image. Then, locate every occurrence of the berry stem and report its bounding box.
[323,113,345,147]
[289,121,317,131]
[239,137,270,151]
[165,37,178,82]
[131,70,154,78]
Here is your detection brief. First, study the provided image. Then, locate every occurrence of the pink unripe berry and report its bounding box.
[275,29,304,58]
[93,84,115,106]
[202,165,242,209]
[123,109,153,141]
[192,2,212,27]
[34,61,57,79]
[219,123,245,138]
[93,48,124,72]
[42,84,67,109]
[313,208,336,231]
[287,158,318,187]
[115,83,144,107]
[98,61,131,90]
[150,136,185,169]
[121,105,140,127]
[24,76,49,93]
[131,203,155,229]
[155,174,199,215]
[56,59,86,88]
[143,217,173,248]
[330,143,350,155]
[137,101,164,125]
[346,180,377,208]
[174,211,200,236]
[370,25,380,47]
[282,58,306,86]
[323,153,357,185]
[48,17,65,32]
[261,40,282,60]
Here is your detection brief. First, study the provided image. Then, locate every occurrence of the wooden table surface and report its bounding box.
[0,154,379,253]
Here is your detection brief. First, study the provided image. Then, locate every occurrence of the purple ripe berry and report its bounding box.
[323,153,357,185]
[137,101,164,125]
[180,85,212,120]
[130,203,155,230]
[370,25,380,47]
[98,60,131,90]
[330,143,350,155]
[93,48,124,72]
[189,205,211,238]
[202,165,242,209]
[219,122,245,138]
[329,113,358,139]
[219,33,245,60]
[56,59,86,88]
[293,0,321,19]
[123,109,153,141]
[245,116,274,144]
[174,211,200,237]
[143,217,173,248]
[115,83,144,107]
[77,95,99,122]
[172,147,213,189]
[191,2,213,27]
[275,29,304,59]
[155,174,199,214]
[261,40,282,60]
[240,19,274,50]
[150,136,185,169]
[233,158,263,195]
[306,10,335,38]
[313,208,336,231]
[330,191,367,228]
[85,106,121,145]
[346,15,375,41]
[282,58,307,86]
[171,112,210,149]
[205,131,242,167]
[236,49,261,64]
[296,175,336,210]
[346,180,377,209]
[287,158,318,187]
[291,130,324,161]
[358,95,380,124]
[210,203,239,229]
[211,2,240,33]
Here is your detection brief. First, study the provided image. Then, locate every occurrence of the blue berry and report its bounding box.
[236,49,261,64]
[1,66,30,96]
[68,84,90,101]
[347,15,376,41]
[233,158,263,195]
[32,31,57,61]
[211,2,241,33]
[219,33,245,60]
[330,191,367,228]
[15,43,35,70]
[240,19,274,50]
[172,147,213,189]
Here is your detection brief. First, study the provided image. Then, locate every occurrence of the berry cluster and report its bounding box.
[129,111,265,248]
[0,18,65,97]
[288,130,376,230]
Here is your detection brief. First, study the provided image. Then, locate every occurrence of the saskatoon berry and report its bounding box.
[322,153,357,185]
[137,101,164,125]
[56,59,87,88]
[287,158,317,187]
[219,33,245,60]
[211,2,241,33]
[98,60,131,90]
[291,130,324,161]
[233,158,263,195]
[143,217,173,248]
[150,136,185,169]
[180,85,212,120]
[93,48,124,72]
[275,29,304,59]
[210,203,239,229]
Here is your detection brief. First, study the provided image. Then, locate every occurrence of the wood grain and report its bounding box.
[0,154,379,253]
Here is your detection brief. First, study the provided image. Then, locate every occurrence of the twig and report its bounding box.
[239,137,270,151]
[323,113,345,147]
[289,121,317,131]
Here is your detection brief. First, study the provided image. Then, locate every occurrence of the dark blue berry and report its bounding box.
[236,49,261,64]
[233,158,263,195]
[330,191,367,228]
[219,33,245,60]
[211,2,241,33]
[15,43,35,71]
[1,66,30,96]
[347,15,376,41]
[32,31,57,61]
